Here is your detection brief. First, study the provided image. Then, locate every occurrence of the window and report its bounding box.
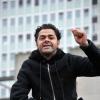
[67,11,72,19]
[67,0,72,2]
[59,0,64,2]
[2,1,8,9]
[10,0,15,8]
[2,19,7,26]
[18,17,23,25]
[2,36,7,44]
[26,34,31,40]
[34,15,39,23]
[92,16,97,23]
[26,16,31,24]
[1,88,6,97]
[75,10,80,18]
[35,0,39,6]
[19,0,23,7]
[27,0,31,5]
[2,53,7,61]
[84,26,89,34]
[92,0,97,5]
[42,0,47,4]
[51,0,55,3]
[1,71,6,77]
[10,70,15,76]
[42,14,47,23]
[18,35,23,42]
[59,12,64,20]
[92,34,97,41]
[10,35,15,43]
[50,13,55,21]
[10,18,15,26]
[10,53,15,60]
[84,9,89,17]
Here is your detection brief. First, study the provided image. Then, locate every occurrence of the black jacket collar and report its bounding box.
[29,48,65,63]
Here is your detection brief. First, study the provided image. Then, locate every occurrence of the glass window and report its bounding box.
[2,1,8,9]
[26,34,31,40]
[84,26,89,34]
[42,0,47,4]
[92,16,97,23]
[35,0,39,6]
[10,53,15,60]
[18,17,23,25]
[84,9,89,17]
[59,12,64,20]
[1,88,6,97]
[10,70,15,76]
[51,0,56,3]
[2,53,7,61]
[67,0,72,2]
[59,0,64,2]
[26,16,31,24]
[34,15,39,23]
[2,36,7,44]
[27,0,31,5]
[18,35,23,42]
[42,14,47,23]
[19,0,23,7]
[50,13,55,21]
[67,11,72,19]
[1,71,6,77]
[92,0,97,5]
[10,18,15,26]
[10,35,15,43]
[92,34,97,41]
[10,0,15,8]
[75,10,80,18]
[2,19,7,26]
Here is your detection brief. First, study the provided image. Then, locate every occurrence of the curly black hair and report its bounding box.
[34,24,61,41]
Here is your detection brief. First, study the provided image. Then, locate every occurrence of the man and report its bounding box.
[10,24,100,100]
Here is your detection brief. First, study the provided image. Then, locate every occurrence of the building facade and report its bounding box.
[0,0,99,99]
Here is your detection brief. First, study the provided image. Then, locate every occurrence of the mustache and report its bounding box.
[42,41,52,46]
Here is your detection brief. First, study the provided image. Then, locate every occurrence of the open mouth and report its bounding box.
[42,44,52,49]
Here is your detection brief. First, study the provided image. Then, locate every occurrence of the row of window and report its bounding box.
[1,25,90,45]
[1,9,90,27]
[1,0,75,10]
[0,70,15,77]
[2,34,31,45]
[1,0,98,10]
[2,0,98,10]
[1,25,90,47]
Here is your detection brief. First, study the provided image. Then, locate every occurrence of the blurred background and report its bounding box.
[0,0,100,100]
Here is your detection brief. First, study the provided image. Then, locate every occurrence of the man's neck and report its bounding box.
[41,50,57,60]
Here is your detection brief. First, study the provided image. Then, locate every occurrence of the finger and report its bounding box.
[71,28,84,37]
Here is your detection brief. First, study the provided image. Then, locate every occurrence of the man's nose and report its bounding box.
[45,37,50,41]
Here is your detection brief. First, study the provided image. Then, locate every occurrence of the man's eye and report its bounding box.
[39,37,45,40]
[49,37,54,39]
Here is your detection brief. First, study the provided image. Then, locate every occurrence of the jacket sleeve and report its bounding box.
[10,61,34,100]
[71,40,100,76]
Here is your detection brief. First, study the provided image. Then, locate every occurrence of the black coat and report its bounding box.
[10,40,100,100]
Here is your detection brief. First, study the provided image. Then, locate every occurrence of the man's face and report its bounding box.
[36,29,60,55]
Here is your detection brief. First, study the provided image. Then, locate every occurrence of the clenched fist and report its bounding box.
[71,28,89,47]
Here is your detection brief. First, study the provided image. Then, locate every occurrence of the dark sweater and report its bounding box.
[10,40,100,100]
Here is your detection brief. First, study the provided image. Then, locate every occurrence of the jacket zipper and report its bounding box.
[47,64,56,100]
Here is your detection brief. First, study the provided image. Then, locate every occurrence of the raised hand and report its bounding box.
[71,28,89,47]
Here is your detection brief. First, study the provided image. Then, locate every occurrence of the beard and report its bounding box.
[39,47,57,59]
